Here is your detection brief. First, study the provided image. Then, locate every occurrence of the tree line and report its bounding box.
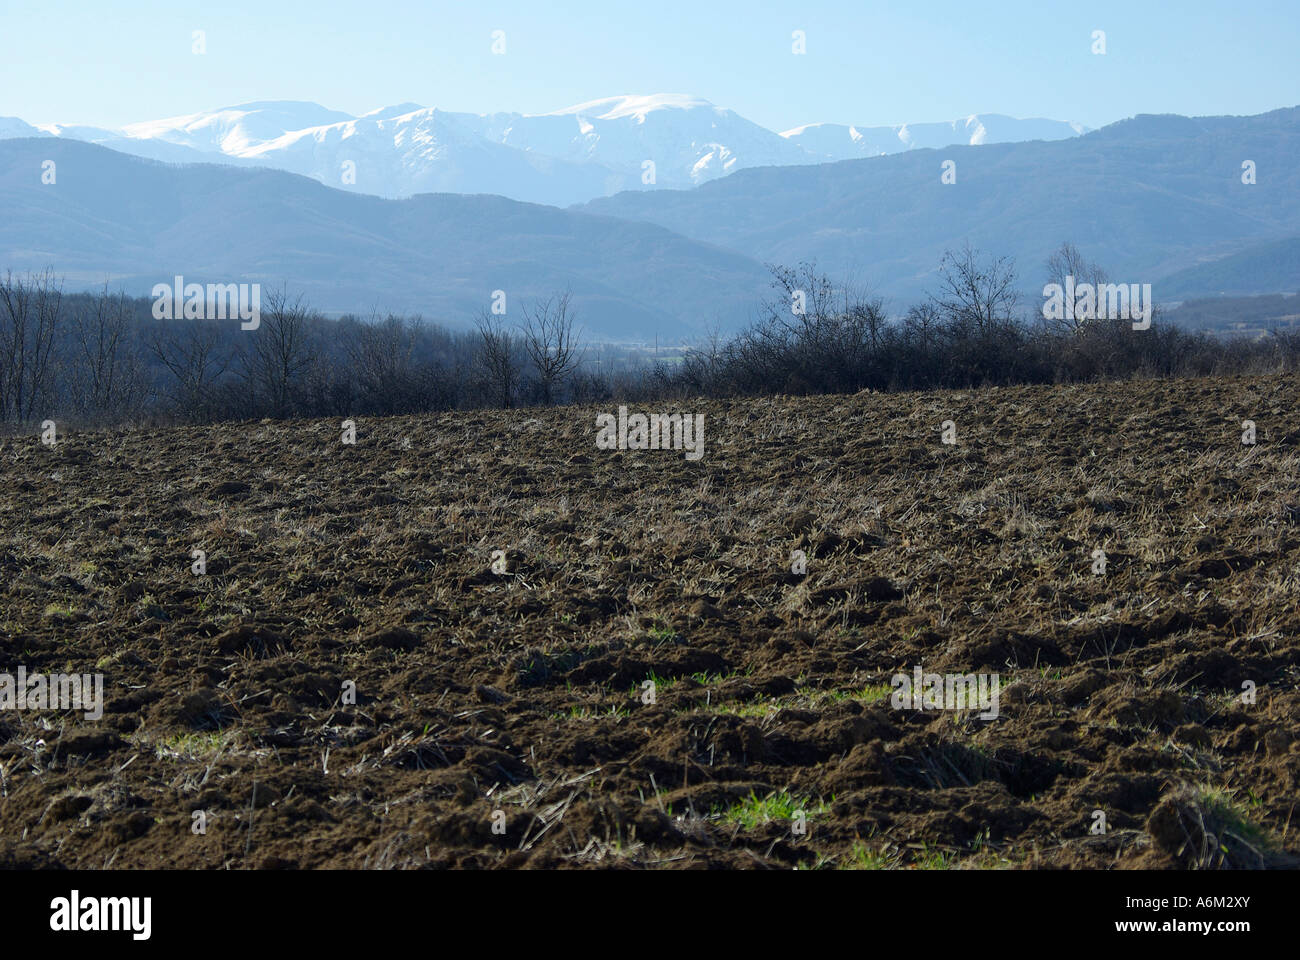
[3,243,1298,430]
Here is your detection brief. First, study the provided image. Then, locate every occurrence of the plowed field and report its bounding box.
[2,375,1298,869]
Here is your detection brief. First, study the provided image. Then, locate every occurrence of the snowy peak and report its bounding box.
[782,113,1089,160]
[360,102,427,121]
[490,94,812,183]
[120,101,355,154]
[546,93,721,121]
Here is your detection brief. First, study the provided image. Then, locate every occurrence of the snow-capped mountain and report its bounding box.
[479,94,813,181]
[103,95,814,200]
[782,114,1088,160]
[1,98,1087,205]
[119,101,356,154]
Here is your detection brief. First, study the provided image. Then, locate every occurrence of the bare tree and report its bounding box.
[1045,241,1108,335]
[519,290,582,405]
[147,318,231,421]
[71,283,148,420]
[931,243,1020,337]
[679,317,730,391]
[762,263,839,349]
[845,293,889,356]
[345,311,422,414]
[0,270,63,423]
[698,317,727,376]
[474,310,521,408]
[904,301,943,352]
[238,287,318,417]
[752,262,888,392]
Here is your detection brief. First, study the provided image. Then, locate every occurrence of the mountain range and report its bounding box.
[0,105,1296,340]
[0,96,1087,206]
[0,136,769,339]
[583,108,1300,303]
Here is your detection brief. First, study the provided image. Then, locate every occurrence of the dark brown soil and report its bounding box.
[2,374,1298,869]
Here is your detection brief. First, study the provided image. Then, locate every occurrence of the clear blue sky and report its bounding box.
[2,0,1296,131]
